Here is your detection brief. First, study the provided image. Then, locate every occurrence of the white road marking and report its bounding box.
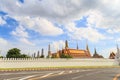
[0,71,55,76]
[72,71,104,80]
[72,75,83,80]
[76,70,80,72]
[19,75,36,80]
[22,73,54,80]
[5,75,36,80]
[2,71,62,80]
[69,71,72,73]
[81,69,91,71]
[58,71,65,75]
[39,73,53,78]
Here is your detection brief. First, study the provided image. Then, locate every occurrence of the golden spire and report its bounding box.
[65,40,69,49]
[86,43,89,51]
[77,43,79,50]
[86,43,91,56]
[94,48,97,54]
[48,44,51,58]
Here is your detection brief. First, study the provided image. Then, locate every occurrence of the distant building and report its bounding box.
[92,48,104,58]
[48,40,91,58]
[109,52,115,59]
[109,44,120,59]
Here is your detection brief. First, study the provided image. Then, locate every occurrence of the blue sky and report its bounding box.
[0,0,120,58]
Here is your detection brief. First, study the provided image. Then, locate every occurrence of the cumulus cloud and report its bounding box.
[0,0,100,23]
[19,38,35,46]
[116,38,120,42]
[11,25,35,45]
[14,16,63,36]
[51,40,65,52]
[1,0,120,35]
[65,22,105,42]
[1,0,120,34]
[0,38,8,45]
[11,25,29,38]
[1,0,120,57]
[0,16,6,25]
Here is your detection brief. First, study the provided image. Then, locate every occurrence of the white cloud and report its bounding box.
[0,16,6,25]
[11,25,29,38]
[86,10,104,28]
[51,40,65,52]
[19,38,35,46]
[65,22,105,42]
[11,25,35,46]
[14,16,63,36]
[116,38,120,42]
[0,0,99,23]
[0,38,8,45]
[1,0,120,57]
[1,0,120,34]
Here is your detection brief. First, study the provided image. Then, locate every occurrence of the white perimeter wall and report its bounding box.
[0,58,119,68]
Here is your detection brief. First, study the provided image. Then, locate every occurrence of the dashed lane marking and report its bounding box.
[72,71,104,80]
[58,71,65,75]
[19,75,36,80]
[76,70,80,72]
[4,75,37,80]
[28,73,54,80]
[69,71,72,73]
[5,69,94,80]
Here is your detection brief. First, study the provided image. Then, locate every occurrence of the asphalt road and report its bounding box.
[0,68,120,80]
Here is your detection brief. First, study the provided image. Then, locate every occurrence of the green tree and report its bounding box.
[6,48,21,58]
[0,56,3,58]
[20,54,31,58]
[60,53,72,58]
[40,55,44,58]
[6,48,30,58]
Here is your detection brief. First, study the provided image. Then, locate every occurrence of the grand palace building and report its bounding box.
[48,40,91,58]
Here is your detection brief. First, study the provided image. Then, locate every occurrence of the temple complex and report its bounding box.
[92,48,104,58]
[109,52,115,59]
[48,40,91,58]
[109,44,120,59]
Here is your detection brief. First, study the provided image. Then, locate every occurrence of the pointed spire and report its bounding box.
[94,48,97,54]
[86,43,91,57]
[41,48,44,58]
[77,43,79,50]
[33,52,36,58]
[116,44,120,59]
[37,51,40,58]
[48,44,50,51]
[41,48,44,55]
[65,40,69,49]
[117,44,119,53]
[48,44,51,58]
[86,43,89,51]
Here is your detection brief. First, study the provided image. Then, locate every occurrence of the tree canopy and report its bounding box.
[6,48,30,58]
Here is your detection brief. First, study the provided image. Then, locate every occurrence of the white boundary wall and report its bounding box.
[0,58,119,68]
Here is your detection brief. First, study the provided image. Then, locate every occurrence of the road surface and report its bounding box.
[0,68,120,80]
